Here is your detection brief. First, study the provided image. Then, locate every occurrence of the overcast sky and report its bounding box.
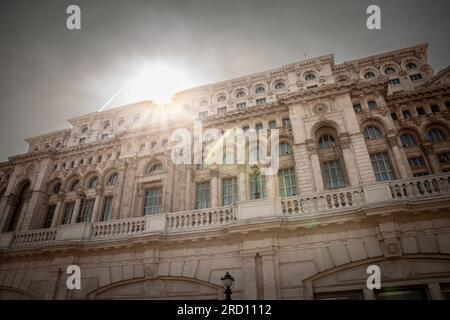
[0,0,449,161]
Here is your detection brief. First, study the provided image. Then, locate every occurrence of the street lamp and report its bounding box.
[221,272,235,301]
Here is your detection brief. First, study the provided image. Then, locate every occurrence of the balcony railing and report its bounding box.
[1,173,449,249]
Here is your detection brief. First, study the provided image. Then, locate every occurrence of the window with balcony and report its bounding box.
[196,182,211,209]
[80,199,95,223]
[101,196,113,221]
[278,168,297,197]
[43,205,56,228]
[323,160,345,189]
[250,174,267,199]
[144,188,163,214]
[222,177,238,206]
[438,152,450,164]
[370,152,396,182]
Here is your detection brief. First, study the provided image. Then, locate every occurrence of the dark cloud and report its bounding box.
[0,0,449,160]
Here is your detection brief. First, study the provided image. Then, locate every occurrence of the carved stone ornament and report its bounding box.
[387,135,399,147]
[380,260,415,279]
[306,144,317,155]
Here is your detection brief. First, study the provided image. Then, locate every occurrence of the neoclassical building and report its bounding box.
[1,43,450,300]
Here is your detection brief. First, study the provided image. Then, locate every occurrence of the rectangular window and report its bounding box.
[80,199,95,223]
[389,78,400,86]
[101,196,113,221]
[323,160,345,189]
[222,177,238,206]
[79,138,86,144]
[353,104,363,113]
[370,152,396,182]
[410,73,423,81]
[256,98,267,106]
[278,168,297,197]
[62,202,75,225]
[196,182,211,209]
[237,102,246,111]
[199,111,208,119]
[144,188,163,214]
[269,120,277,129]
[250,175,267,199]
[408,156,426,169]
[43,205,56,228]
[438,152,450,164]
[217,106,227,115]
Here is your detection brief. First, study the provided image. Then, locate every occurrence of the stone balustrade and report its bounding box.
[1,173,449,249]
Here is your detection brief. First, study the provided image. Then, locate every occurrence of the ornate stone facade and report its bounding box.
[0,43,450,300]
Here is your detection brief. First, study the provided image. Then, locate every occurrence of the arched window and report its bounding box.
[103,122,111,130]
[278,142,292,156]
[255,86,265,94]
[6,182,31,231]
[107,173,118,186]
[148,163,163,173]
[406,62,417,70]
[364,71,376,80]
[364,126,383,140]
[88,176,98,189]
[81,126,88,133]
[384,67,396,75]
[428,128,448,143]
[305,73,317,81]
[400,134,417,148]
[217,95,226,102]
[236,90,246,99]
[274,82,285,90]
[69,179,79,192]
[367,100,378,110]
[318,134,336,149]
[52,182,61,194]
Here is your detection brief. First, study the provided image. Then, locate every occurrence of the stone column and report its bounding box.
[71,197,81,224]
[340,136,361,187]
[260,252,278,299]
[293,143,315,195]
[238,166,247,202]
[0,195,18,232]
[241,254,258,299]
[307,143,324,192]
[91,186,103,222]
[267,174,277,198]
[210,169,219,208]
[423,142,441,174]
[112,161,128,220]
[387,135,410,179]
[351,134,377,184]
[51,195,64,227]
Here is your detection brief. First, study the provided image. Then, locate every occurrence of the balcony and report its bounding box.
[1,173,449,250]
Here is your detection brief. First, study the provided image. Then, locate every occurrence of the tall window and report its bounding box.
[278,142,292,156]
[255,123,263,132]
[101,196,113,221]
[431,105,440,113]
[196,182,211,209]
[107,173,118,185]
[400,134,417,148]
[363,126,382,140]
[428,128,447,143]
[89,176,98,189]
[279,168,297,197]
[282,118,291,129]
[319,134,335,149]
[269,120,277,129]
[368,100,378,110]
[43,205,56,228]
[62,202,75,225]
[144,189,163,214]
[323,160,345,189]
[408,156,426,169]
[52,182,61,194]
[370,153,396,181]
[222,177,238,206]
[250,175,267,199]
[148,163,162,173]
[80,199,94,223]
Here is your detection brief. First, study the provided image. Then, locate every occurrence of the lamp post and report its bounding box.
[221,272,235,301]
